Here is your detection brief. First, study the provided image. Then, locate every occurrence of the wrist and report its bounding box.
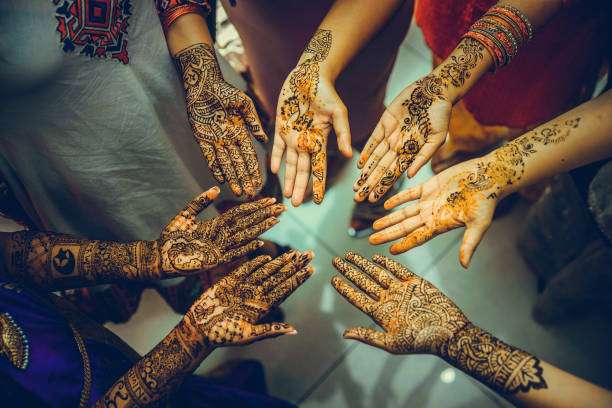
[480,151,521,200]
[139,240,163,280]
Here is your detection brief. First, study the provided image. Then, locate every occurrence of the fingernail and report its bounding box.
[266,197,277,204]
[287,330,298,336]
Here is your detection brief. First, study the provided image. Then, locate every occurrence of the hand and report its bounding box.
[331,252,468,355]
[353,74,452,203]
[369,156,504,267]
[184,250,315,346]
[158,186,285,276]
[271,29,352,206]
[176,43,268,197]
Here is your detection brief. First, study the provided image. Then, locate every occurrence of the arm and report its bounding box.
[96,250,315,407]
[157,1,268,197]
[271,0,404,206]
[331,252,612,408]
[371,89,612,265]
[0,187,285,290]
[355,0,566,203]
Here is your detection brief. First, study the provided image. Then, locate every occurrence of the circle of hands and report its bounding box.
[354,75,452,203]
[158,186,286,276]
[331,252,469,355]
[370,157,499,267]
[271,65,352,207]
[184,250,315,346]
[183,47,268,198]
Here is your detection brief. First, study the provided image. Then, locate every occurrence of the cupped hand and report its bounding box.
[158,187,286,276]
[369,156,504,267]
[332,252,468,355]
[184,250,315,346]
[271,29,352,207]
[353,75,451,203]
[177,43,268,197]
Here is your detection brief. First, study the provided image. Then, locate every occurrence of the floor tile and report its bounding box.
[424,201,612,390]
[301,346,504,408]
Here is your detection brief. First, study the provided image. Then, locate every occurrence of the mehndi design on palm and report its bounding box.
[176,43,268,197]
[159,187,285,276]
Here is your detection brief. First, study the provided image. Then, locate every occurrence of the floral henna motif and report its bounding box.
[332,252,547,395]
[279,29,332,204]
[176,43,267,197]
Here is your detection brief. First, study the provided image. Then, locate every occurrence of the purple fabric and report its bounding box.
[0,279,294,407]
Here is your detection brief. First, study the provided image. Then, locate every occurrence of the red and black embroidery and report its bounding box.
[52,0,132,64]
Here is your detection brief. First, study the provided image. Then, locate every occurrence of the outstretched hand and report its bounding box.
[272,29,352,207]
[331,252,468,355]
[177,43,268,197]
[184,250,315,346]
[159,186,286,276]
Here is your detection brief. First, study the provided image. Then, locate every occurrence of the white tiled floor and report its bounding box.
[105,22,612,408]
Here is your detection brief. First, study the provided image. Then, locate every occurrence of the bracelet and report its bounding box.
[464,29,508,68]
[156,0,212,32]
[489,5,533,41]
[475,18,519,58]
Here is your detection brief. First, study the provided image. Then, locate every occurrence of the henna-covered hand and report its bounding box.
[176,43,268,197]
[354,39,485,203]
[96,251,314,407]
[370,117,582,266]
[183,250,315,346]
[332,252,547,396]
[272,29,353,206]
[159,186,286,276]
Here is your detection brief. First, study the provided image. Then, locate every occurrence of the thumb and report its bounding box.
[332,103,352,158]
[459,222,490,268]
[245,322,297,344]
[344,327,389,351]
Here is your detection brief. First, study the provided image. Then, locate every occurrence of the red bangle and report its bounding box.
[464,31,505,68]
[489,6,533,41]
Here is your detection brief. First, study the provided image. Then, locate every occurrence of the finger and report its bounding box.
[229,203,286,234]
[369,215,424,245]
[368,161,401,204]
[229,253,271,281]
[390,225,435,255]
[372,254,416,281]
[407,136,444,178]
[260,251,314,293]
[182,186,221,218]
[459,223,490,268]
[266,266,314,305]
[332,105,352,158]
[331,276,375,315]
[384,184,423,210]
[344,327,389,351]
[227,142,255,197]
[247,250,303,283]
[237,132,264,192]
[223,240,266,264]
[229,217,280,246]
[221,197,277,221]
[283,147,298,198]
[199,142,225,183]
[332,257,382,299]
[353,139,389,192]
[372,203,419,231]
[310,135,327,205]
[270,133,286,174]
[216,144,242,196]
[243,322,297,345]
[240,96,268,143]
[291,151,311,207]
[355,150,396,202]
[358,120,385,169]
[345,251,393,288]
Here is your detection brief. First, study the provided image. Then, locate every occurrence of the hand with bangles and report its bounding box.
[98,251,315,407]
[159,186,287,277]
[176,43,268,197]
[272,29,353,207]
[368,157,498,268]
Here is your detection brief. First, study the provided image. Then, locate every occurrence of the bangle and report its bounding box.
[156,0,212,32]
[476,18,519,58]
[489,5,533,41]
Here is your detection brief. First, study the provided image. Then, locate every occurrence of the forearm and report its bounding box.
[442,0,563,103]
[96,319,213,407]
[156,1,213,56]
[0,231,161,290]
[304,0,403,80]
[441,323,612,407]
[490,89,612,198]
